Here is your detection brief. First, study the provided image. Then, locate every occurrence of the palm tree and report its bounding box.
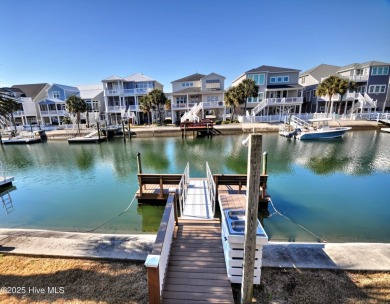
[237,78,259,114]
[147,89,167,124]
[65,95,87,134]
[316,76,355,115]
[224,86,242,121]
[0,94,18,129]
[139,95,153,124]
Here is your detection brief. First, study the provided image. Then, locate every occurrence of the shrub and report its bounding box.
[222,120,230,124]
[215,120,222,125]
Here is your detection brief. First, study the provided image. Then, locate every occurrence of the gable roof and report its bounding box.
[172,73,206,83]
[76,84,103,99]
[11,83,49,100]
[123,73,154,82]
[246,65,300,74]
[51,83,79,92]
[201,72,226,80]
[102,75,124,81]
[300,64,341,81]
[338,61,390,72]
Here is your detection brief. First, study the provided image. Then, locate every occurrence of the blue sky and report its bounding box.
[1,0,390,91]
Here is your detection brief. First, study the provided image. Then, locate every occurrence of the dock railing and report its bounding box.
[178,162,189,215]
[206,162,216,216]
[145,191,176,304]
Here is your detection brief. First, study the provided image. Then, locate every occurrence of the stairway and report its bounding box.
[181,103,202,123]
[1,192,14,214]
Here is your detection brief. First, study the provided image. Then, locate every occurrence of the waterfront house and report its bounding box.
[38,84,80,125]
[171,73,226,123]
[300,61,390,114]
[6,83,51,127]
[299,64,341,113]
[102,73,163,125]
[231,65,303,119]
[76,84,105,125]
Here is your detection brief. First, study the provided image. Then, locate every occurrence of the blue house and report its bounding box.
[39,84,80,125]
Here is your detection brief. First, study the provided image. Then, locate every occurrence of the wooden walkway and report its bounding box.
[181,178,213,220]
[162,219,234,304]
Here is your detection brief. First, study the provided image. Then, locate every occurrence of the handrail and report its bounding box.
[145,191,176,304]
[178,162,189,215]
[206,162,216,217]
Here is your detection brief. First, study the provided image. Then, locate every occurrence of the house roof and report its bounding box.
[172,73,206,83]
[173,87,202,94]
[337,61,390,72]
[300,64,341,81]
[11,83,49,100]
[201,73,226,80]
[102,75,123,81]
[246,65,300,74]
[123,73,154,82]
[52,84,79,92]
[76,84,104,99]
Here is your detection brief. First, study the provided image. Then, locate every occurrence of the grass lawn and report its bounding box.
[0,254,389,303]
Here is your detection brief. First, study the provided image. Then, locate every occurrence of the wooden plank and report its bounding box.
[163,291,234,303]
[166,271,229,280]
[170,251,224,258]
[164,283,232,293]
[169,260,227,267]
[169,256,225,263]
[167,266,227,274]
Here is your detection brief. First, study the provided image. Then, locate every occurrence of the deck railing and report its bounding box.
[178,162,189,215]
[206,162,216,216]
[144,191,176,304]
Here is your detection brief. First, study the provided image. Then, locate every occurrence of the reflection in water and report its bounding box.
[0,131,389,242]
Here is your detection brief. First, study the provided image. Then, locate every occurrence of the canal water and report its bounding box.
[1,130,389,243]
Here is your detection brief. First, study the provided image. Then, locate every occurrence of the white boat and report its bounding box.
[1,131,43,144]
[381,128,390,133]
[286,118,351,140]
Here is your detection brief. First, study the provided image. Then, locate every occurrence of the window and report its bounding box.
[207,96,218,102]
[368,85,386,93]
[301,76,305,84]
[176,97,187,103]
[205,79,221,89]
[248,74,265,85]
[182,82,193,87]
[270,76,289,83]
[371,66,389,75]
[52,91,60,99]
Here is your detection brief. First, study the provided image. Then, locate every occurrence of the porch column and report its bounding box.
[299,104,302,115]
[344,100,348,115]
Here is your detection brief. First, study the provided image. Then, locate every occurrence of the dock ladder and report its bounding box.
[1,191,14,214]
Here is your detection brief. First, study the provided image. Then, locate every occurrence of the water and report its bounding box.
[0,130,389,242]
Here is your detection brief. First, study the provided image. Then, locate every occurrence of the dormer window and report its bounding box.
[371,66,389,75]
[205,79,220,89]
[52,91,60,99]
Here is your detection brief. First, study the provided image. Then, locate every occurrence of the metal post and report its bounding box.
[137,152,142,174]
[241,134,262,304]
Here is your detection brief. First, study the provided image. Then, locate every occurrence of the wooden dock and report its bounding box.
[162,219,234,304]
[143,161,269,303]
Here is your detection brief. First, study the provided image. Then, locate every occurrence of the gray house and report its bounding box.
[231,65,303,117]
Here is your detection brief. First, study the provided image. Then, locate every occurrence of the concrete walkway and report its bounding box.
[0,229,389,271]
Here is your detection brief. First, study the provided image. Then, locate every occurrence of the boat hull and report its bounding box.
[297,127,351,140]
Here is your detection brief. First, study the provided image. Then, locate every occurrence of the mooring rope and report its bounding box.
[269,198,327,243]
[87,195,137,233]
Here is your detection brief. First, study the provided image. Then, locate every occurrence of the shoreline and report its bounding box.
[0,228,389,270]
[44,120,383,140]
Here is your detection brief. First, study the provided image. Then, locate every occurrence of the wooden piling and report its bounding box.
[241,134,262,304]
[122,121,126,143]
[137,152,142,174]
[96,122,101,141]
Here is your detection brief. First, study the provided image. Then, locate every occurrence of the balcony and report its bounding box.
[267,97,303,105]
[171,102,196,110]
[13,110,25,117]
[202,101,225,109]
[107,106,126,112]
[128,105,140,112]
[41,110,67,116]
[106,89,122,96]
[343,75,369,82]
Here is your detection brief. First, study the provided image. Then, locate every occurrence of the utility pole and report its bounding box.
[241,134,262,304]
